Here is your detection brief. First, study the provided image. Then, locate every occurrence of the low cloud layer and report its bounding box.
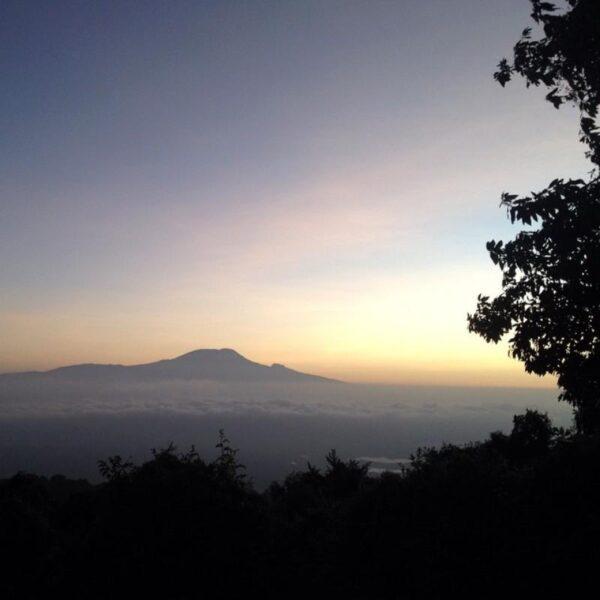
[0,380,573,487]
[0,379,570,422]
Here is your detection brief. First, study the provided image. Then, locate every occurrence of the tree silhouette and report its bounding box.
[509,409,557,460]
[215,428,247,483]
[468,0,600,432]
[494,0,600,164]
[3,417,600,598]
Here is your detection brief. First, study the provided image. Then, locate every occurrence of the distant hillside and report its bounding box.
[0,349,338,384]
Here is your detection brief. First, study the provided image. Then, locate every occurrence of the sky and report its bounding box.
[0,0,592,385]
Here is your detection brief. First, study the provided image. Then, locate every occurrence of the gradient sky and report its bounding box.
[0,1,592,385]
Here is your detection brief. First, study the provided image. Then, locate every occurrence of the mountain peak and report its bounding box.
[4,349,339,384]
[175,348,244,361]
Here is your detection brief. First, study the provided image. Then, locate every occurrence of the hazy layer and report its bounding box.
[0,379,568,420]
[0,379,571,487]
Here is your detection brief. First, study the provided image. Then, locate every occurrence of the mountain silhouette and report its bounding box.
[1,349,337,384]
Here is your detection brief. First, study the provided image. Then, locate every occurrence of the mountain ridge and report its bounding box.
[0,349,339,384]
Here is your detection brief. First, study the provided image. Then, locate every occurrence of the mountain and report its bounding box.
[0,349,338,384]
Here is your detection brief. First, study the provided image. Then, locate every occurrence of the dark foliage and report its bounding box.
[468,178,600,430]
[469,0,600,432]
[494,0,600,165]
[2,414,600,598]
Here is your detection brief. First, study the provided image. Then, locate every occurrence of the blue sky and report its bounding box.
[0,1,591,383]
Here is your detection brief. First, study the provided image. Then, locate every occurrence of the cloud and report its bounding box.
[0,378,570,424]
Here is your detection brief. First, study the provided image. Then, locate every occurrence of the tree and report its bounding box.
[509,409,556,459]
[215,428,247,483]
[494,0,600,165]
[468,0,600,433]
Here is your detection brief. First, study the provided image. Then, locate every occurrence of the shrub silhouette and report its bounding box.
[2,419,600,598]
[468,0,600,432]
[69,438,265,599]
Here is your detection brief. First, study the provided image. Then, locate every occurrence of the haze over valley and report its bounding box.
[0,348,570,486]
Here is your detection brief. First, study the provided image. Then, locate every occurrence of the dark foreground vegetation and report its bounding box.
[3,1,599,597]
[2,411,600,599]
